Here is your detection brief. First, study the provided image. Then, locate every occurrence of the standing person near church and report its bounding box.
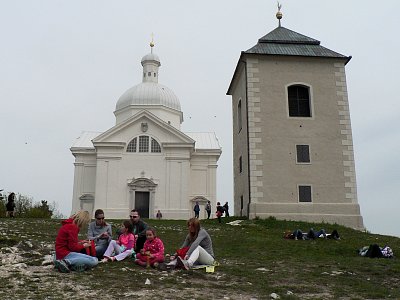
[193,201,200,218]
[216,202,224,223]
[129,210,148,253]
[87,209,112,258]
[223,202,230,217]
[205,201,211,219]
[156,210,162,220]
[55,210,98,273]
[6,192,16,218]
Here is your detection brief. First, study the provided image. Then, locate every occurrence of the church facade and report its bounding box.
[71,47,221,219]
[227,17,364,229]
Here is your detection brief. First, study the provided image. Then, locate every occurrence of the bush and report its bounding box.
[23,200,52,218]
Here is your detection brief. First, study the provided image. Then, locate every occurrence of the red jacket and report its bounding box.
[55,218,85,259]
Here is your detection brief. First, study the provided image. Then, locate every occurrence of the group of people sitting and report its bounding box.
[284,228,341,240]
[54,209,215,273]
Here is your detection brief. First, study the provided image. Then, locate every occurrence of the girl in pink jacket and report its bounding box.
[135,227,164,268]
[101,220,135,262]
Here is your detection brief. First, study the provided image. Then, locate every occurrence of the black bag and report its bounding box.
[365,244,383,258]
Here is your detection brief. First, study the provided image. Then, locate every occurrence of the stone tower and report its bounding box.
[227,12,364,229]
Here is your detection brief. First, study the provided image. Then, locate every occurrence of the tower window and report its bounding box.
[127,138,137,152]
[288,85,311,117]
[298,185,312,202]
[138,136,149,152]
[151,138,161,153]
[148,72,151,77]
[239,156,243,173]
[296,145,310,163]
[154,73,156,77]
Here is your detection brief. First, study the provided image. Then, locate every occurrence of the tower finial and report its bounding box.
[150,33,155,53]
[276,2,283,27]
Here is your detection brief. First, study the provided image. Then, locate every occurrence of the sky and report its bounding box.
[0,1,399,237]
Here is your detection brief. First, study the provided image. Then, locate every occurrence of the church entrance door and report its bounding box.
[135,191,150,218]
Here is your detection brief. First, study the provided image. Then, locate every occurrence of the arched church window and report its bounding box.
[139,136,149,152]
[288,85,312,117]
[127,137,137,152]
[127,136,162,153]
[148,72,151,77]
[151,138,161,153]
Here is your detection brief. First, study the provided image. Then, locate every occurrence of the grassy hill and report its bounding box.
[0,217,399,299]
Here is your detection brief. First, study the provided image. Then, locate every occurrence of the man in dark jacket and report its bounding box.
[129,209,148,252]
[223,202,229,217]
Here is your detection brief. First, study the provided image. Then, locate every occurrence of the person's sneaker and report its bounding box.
[100,258,109,263]
[55,259,70,273]
[176,256,190,270]
[71,264,87,272]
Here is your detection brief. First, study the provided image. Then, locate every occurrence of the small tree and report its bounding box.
[49,201,65,219]
[15,194,33,216]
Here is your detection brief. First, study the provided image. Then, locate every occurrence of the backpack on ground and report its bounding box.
[381,246,394,258]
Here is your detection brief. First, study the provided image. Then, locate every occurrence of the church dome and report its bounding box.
[116,82,181,111]
[115,47,181,113]
[141,53,160,64]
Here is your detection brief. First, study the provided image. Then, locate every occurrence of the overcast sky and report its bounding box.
[1,1,399,237]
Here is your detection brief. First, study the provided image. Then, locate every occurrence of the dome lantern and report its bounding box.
[141,41,161,84]
[115,41,182,125]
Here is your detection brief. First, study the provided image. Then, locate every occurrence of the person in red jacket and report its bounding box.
[55,210,98,273]
[135,227,165,268]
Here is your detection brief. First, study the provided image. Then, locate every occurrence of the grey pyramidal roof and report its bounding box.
[246,26,348,60]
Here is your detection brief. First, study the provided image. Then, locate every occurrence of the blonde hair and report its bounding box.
[70,210,91,229]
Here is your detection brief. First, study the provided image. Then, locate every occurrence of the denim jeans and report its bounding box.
[293,229,304,240]
[64,252,98,268]
[308,229,326,239]
[95,243,109,258]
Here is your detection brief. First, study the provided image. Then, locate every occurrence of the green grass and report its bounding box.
[0,217,399,299]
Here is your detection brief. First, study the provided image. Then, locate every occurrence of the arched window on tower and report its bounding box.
[127,137,137,152]
[288,85,312,117]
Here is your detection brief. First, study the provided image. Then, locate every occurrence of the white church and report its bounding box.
[70,43,222,219]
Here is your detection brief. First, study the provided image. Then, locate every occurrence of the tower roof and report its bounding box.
[227,25,351,95]
[245,26,349,60]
